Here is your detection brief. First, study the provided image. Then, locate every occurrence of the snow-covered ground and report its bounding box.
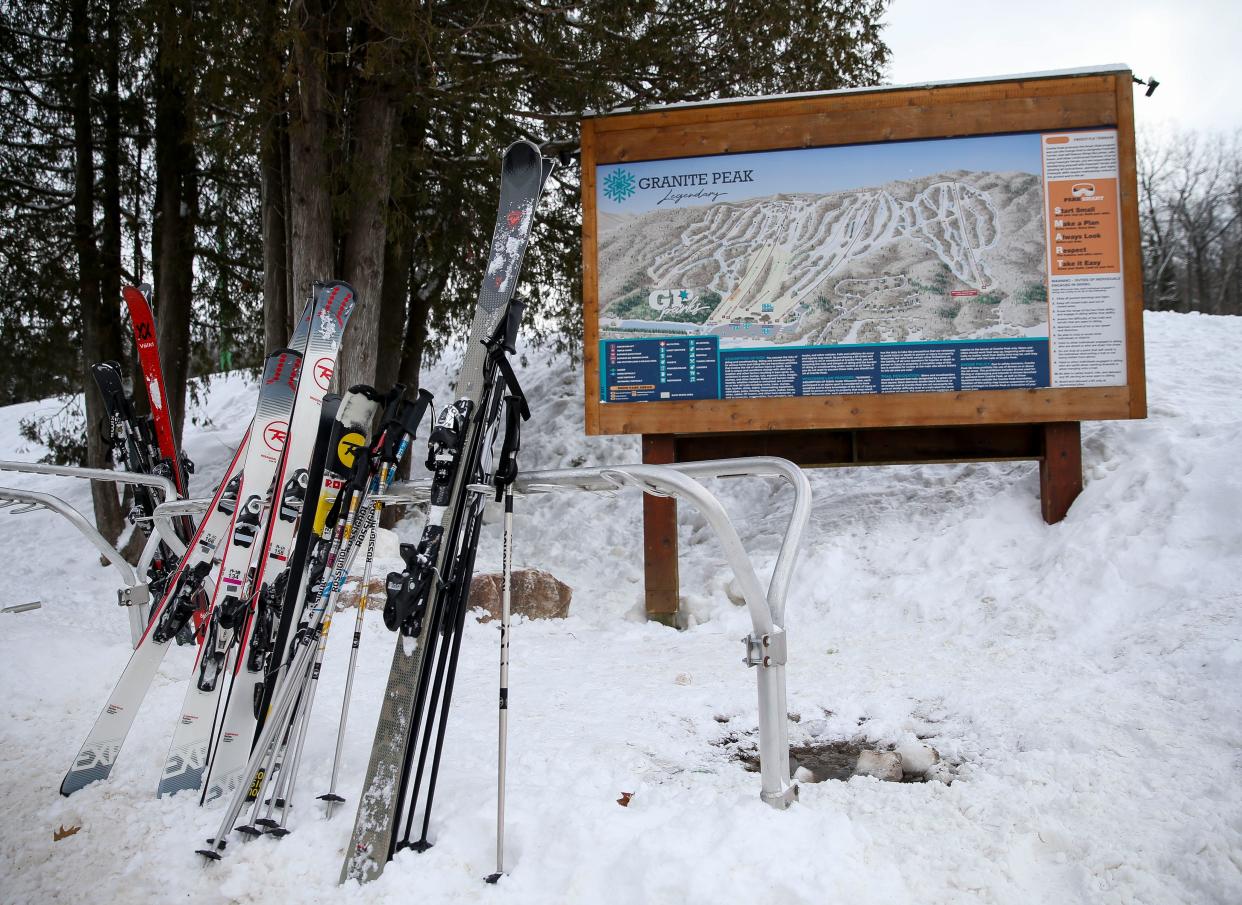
[1,310,1239,904]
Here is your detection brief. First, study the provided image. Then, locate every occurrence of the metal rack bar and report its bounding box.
[152,456,810,808]
[0,460,181,645]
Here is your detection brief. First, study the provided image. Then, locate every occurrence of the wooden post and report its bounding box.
[1039,422,1083,524]
[641,434,680,626]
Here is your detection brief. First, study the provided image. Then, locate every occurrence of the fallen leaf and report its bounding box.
[616,792,633,807]
[53,825,81,841]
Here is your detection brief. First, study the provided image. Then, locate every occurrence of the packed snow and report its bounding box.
[1,310,1239,904]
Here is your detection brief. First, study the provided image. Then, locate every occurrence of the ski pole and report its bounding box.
[318,427,419,814]
[198,486,372,858]
[407,500,486,849]
[270,481,380,831]
[319,512,379,815]
[486,479,515,883]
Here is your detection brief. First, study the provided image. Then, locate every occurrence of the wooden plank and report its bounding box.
[851,425,1042,464]
[641,435,679,625]
[673,425,1043,466]
[595,92,1118,164]
[1039,422,1083,523]
[1114,74,1149,418]
[592,385,1132,436]
[588,74,1121,133]
[675,430,853,466]
[580,119,601,435]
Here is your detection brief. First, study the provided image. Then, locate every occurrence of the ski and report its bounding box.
[62,308,320,797]
[341,140,554,884]
[319,388,433,814]
[200,281,356,804]
[122,284,191,496]
[252,383,378,736]
[198,386,428,859]
[157,348,302,798]
[91,360,168,534]
[92,359,197,639]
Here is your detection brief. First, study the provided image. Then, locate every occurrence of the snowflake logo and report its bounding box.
[602,168,636,203]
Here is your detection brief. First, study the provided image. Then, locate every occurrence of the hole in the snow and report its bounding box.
[714,733,952,784]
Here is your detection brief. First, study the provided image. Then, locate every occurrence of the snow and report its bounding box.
[2,310,1240,903]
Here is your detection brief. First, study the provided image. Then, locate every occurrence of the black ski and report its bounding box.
[341,139,554,885]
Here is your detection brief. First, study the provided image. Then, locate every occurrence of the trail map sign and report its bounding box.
[581,66,1147,436]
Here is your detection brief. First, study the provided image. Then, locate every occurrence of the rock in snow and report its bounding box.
[853,750,904,782]
[468,567,573,620]
[894,737,940,777]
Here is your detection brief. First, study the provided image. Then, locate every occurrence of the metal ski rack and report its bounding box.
[387,455,808,810]
[149,455,810,810]
[0,460,180,645]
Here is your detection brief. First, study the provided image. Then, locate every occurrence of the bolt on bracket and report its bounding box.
[742,628,787,669]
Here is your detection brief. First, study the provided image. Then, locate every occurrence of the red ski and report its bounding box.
[122,284,189,496]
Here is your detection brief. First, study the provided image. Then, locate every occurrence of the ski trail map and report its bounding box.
[595,130,1126,404]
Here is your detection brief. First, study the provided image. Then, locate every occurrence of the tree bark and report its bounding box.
[100,0,124,367]
[261,121,289,352]
[288,1,335,314]
[259,1,289,352]
[340,87,396,389]
[383,270,438,522]
[70,0,125,544]
[398,272,440,398]
[152,0,196,444]
[282,119,297,335]
[376,232,409,392]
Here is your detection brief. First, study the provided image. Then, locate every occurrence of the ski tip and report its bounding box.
[316,279,357,297]
[502,140,541,171]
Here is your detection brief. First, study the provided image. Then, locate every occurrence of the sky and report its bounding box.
[882,0,1241,135]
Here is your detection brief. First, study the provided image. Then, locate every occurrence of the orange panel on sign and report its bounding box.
[1046,177,1120,275]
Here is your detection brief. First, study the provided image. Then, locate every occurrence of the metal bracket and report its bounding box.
[0,460,179,647]
[117,583,151,609]
[742,628,787,669]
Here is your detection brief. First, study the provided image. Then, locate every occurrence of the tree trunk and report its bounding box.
[261,118,289,352]
[260,2,289,352]
[340,87,396,389]
[100,0,124,367]
[70,0,125,545]
[376,232,409,392]
[288,1,335,313]
[382,271,437,522]
[152,0,196,444]
[282,120,297,335]
[398,274,439,394]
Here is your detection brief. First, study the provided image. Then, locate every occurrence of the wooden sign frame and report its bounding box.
[580,66,1147,437]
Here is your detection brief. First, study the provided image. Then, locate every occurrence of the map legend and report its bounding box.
[602,337,718,402]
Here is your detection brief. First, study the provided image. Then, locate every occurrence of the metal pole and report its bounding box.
[320,485,383,815]
[485,483,515,884]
